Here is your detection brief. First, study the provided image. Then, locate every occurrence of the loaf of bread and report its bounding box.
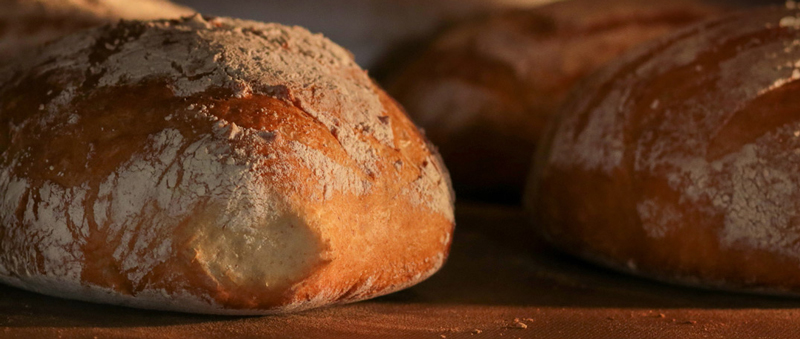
[528,5,800,294]
[0,15,455,314]
[0,0,195,62]
[386,0,722,201]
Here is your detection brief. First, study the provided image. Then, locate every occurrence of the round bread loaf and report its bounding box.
[386,0,722,201]
[527,6,800,294]
[0,15,455,315]
[0,0,195,62]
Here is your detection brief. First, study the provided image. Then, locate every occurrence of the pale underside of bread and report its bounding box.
[0,15,454,314]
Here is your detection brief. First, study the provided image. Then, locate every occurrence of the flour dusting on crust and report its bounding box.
[0,16,454,314]
[544,7,800,259]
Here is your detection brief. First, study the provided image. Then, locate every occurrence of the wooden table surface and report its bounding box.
[2,203,800,339]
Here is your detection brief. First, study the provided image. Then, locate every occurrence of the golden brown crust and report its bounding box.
[0,16,454,314]
[528,6,800,294]
[386,0,723,201]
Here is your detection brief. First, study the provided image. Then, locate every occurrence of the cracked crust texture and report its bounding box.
[527,6,800,294]
[386,0,723,201]
[0,15,455,315]
[0,0,195,63]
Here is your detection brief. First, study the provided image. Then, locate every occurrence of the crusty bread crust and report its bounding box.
[528,6,800,293]
[387,0,722,200]
[0,0,195,62]
[0,15,454,315]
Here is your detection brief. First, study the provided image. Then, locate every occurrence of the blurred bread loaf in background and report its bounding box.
[382,0,724,202]
[0,0,195,62]
[527,5,800,294]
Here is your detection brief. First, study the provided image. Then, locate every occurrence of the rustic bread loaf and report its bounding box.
[528,6,800,294]
[386,0,722,201]
[0,15,455,315]
[0,0,195,62]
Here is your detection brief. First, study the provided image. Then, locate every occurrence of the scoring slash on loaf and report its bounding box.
[528,5,800,294]
[0,0,195,63]
[0,15,455,315]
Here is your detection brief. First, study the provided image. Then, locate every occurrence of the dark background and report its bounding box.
[171,0,785,69]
